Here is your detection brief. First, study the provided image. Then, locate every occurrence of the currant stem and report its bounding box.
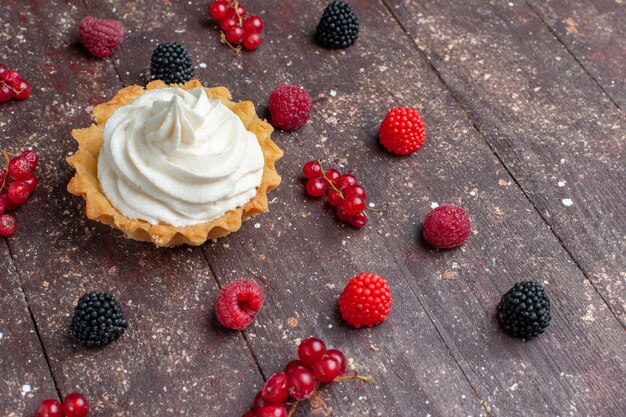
[316,159,345,200]
[219,32,242,56]
[287,402,299,417]
[334,374,375,383]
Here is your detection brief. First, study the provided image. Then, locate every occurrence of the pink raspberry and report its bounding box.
[268,84,311,131]
[422,204,471,249]
[79,16,124,58]
[215,280,264,330]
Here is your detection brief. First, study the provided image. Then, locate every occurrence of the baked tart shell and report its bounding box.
[67,80,283,247]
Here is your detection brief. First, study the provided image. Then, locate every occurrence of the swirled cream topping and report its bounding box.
[97,87,264,227]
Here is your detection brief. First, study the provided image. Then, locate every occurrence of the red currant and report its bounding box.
[7,181,31,204]
[243,33,263,51]
[0,64,6,74]
[225,3,246,19]
[36,399,63,417]
[242,15,264,33]
[313,355,342,383]
[21,150,39,169]
[0,197,4,215]
[210,0,229,20]
[0,84,12,103]
[260,372,289,404]
[8,156,33,180]
[0,214,16,237]
[242,412,256,417]
[324,169,340,186]
[256,405,287,417]
[326,349,347,375]
[284,360,310,375]
[0,70,21,89]
[305,178,327,197]
[336,205,352,222]
[12,79,30,100]
[286,367,316,400]
[0,190,19,211]
[343,195,366,216]
[302,160,322,179]
[336,174,358,190]
[327,189,343,206]
[344,184,366,200]
[226,26,245,43]
[22,174,39,193]
[253,391,269,410]
[350,211,368,228]
[298,337,327,366]
[220,17,238,32]
[62,393,89,417]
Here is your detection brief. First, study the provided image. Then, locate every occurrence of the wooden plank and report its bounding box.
[0,241,58,417]
[91,0,626,415]
[528,0,626,110]
[83,0,491,415]
[0,1,263,416]
[385,0,626,325]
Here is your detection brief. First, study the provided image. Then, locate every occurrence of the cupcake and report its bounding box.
[67,80,282,247]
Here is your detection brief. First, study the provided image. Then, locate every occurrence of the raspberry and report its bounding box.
[79,16,124,58]
[422,204,471,249]
[215,279,264,330]
[268,85,311,131]
[379,107,426,155]
[338,273,392,328]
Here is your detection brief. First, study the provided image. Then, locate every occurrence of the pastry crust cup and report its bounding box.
[67,80,283,247]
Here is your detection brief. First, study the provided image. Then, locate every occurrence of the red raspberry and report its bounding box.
[379,107,426,155]
[79,16,124,58]
[338,273,392,328]
[215,279,265,330]
[268,84,311,131]
[422,204,471,249]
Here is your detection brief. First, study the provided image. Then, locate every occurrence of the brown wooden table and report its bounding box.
[1,1,625,416]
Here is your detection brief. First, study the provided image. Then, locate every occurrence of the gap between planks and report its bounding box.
[379,0,626,330]
[77,0,269,390]
[525,0,625,116]
[1,238,63,402]
[199,247,268,381]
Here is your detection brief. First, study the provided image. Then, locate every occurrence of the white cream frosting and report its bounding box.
[97,87,264,227]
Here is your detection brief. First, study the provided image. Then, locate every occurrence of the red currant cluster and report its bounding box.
[0,64,31,102]
[210,1,264,51]
[34,392,89,417]
[242,338,371,417]
[0,149,40,237]
[302,160,369,228]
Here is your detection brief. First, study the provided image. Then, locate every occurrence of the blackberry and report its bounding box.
[149,42,194,85]
[497,281,551,340]
[315,1,359,49]
[70,292,128,348]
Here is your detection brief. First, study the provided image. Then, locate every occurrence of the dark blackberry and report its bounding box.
[149,42,194,85]
[70,292,128,348]
[497,281,551,340]
[315,1,359,49]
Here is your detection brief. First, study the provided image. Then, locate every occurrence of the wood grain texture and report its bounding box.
[385,0,626,325]
[1,0,625,416]
[0,1,262,416]
[88,0,626,415]
[0,241,58,417]
[84,0,488,415]
[528,0,626,110]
